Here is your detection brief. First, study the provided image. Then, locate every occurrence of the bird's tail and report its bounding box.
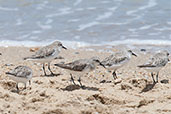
[54,63,63,67]
[23,57,32,60]
[54,63,67,69]
[137,64,155,68]
[137,65,146,68]
[5,72,14,75]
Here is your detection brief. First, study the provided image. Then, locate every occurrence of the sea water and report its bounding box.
[0,0,170,50]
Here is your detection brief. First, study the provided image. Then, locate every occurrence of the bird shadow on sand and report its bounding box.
[140,79,169,93]
[43,73,61,77]
[100,80,112,83]
[61,85,99,91]
[11,89,20,93]
[160,79,169,84]
[140,82,156,93]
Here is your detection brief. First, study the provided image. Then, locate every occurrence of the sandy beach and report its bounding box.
[0,46,171,114]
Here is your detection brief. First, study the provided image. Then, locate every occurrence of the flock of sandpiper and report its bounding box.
[3,41,170,91]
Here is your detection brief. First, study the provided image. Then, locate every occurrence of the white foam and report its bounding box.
[74,36,81,40]
[139,24,158,30]
[77,21,100,31]
[129,34,139,37]
[101,22,128,25]
[105,39,171,46]
[167,22,171,25]
[87,7,96,10]
[115,0,123,1]
[32,30,42,34]
[0,40,91,49]
[95,6,118,21]
[108,7,118,11]
[96,12,113,21]
[74,0,83,6]
[0,40,43,47]
[18,33,31,39]
[139,0,157,10]
[128,28,137,32]
[46,7,72,18]
[127,0,157,15]
[126,10,136,15]
[101,1,110,3]
[120,36,126,40]
[45,19,53,24]
[29,36,38,40]
[0,7,18,11]
[161,36,166,39]
[1,39,171,49]
[36,1,48,10]
[75,8,84,11]
[154,27,171,31]
[148,32,161,35]
[68,19,80,22]
[37,22,52,30]
[15,19,23,25]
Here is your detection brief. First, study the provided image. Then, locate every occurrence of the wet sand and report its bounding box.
[0,46,171,114]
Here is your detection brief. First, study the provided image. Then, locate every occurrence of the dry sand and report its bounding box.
[0,46,171,114]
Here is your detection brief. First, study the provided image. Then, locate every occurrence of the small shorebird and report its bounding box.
[6,66,33,91]
[138,50,170,83]
[101,50,137,80]
[24,41,67,76]
[54,57,105,88]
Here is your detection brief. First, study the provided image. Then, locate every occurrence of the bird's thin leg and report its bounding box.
[78,77,83,88]
[156,72,159,83]
[151,72,155,83]
[48,62,60,76]
[70,74,76,85]
[43,63,47,76]
[48,62,54,76]
[112,71,117,80]
[29,80,31,85]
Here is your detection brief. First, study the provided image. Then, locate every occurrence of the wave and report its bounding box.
[0,40,91,48]
[0,39,171,49]
[105,39,171,46]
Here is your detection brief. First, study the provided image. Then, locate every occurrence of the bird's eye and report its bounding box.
[167,53,169,56]
[95,60,100,62]
[128,50,132,53]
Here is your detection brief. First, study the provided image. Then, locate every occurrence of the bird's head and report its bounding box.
[90,57,105,68]
[52,41,67,50]
[127,50,137,57]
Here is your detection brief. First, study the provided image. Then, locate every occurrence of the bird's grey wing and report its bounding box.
[55,60,87,71]
[138,57,168,68]
[6,69,31,78]
[15,66,32,78]
[101,55,114,66]
[15,70,32,78]
[31,47,55,59]
[102,54,128,67]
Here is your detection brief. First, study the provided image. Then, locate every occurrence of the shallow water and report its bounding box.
[0,0,170,48]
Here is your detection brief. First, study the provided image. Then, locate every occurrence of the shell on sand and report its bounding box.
[30,48,39,52]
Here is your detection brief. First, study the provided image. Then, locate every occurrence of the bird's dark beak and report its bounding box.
[62,45,67,50]
[5,72,12,75]
[132,52,137,57]
[99,62,105,68]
